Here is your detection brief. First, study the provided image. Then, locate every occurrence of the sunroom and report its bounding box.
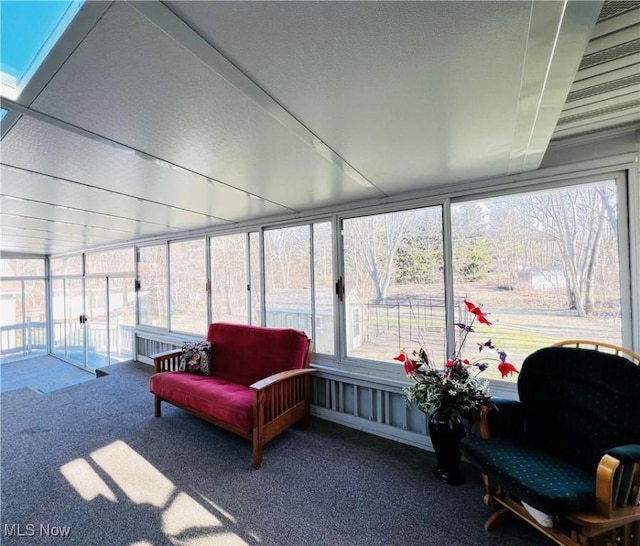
[0,1,639,544]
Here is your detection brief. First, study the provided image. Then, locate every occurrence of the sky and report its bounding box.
[1,1,83,85]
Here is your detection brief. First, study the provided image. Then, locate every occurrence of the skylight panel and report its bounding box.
[0,0,84,100]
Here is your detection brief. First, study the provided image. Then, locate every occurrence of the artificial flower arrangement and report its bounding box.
[394,299,518,425]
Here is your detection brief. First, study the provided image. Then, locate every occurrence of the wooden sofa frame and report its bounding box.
[477,340,640,546]
[152,338,315,469]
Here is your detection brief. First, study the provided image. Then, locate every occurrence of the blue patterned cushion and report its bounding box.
[460,436,595,515]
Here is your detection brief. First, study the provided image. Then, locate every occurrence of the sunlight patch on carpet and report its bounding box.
[60,440,250,545]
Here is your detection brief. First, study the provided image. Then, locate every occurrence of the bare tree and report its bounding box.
[345,212,410,302]
[516,187,610,316]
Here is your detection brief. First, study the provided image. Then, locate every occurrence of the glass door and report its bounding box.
[65,278,86,367]
[51,278,66,360]
[51,277,87,367]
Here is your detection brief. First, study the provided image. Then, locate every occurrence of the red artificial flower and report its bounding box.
[498,361,519,378]
[464,299,492,326]
[446,359,454,368]
[395,352,419,375]
[405,360,420,374]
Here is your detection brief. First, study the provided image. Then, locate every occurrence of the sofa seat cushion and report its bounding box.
[460,436,595,515]
[150,372,253,434]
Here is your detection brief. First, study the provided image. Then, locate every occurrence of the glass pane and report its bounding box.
[86,278,109,369]
[0,258,44,277]
[169,239,207,334]
[343,206,446,364]
[1,0,85,99]
[313,222,335,355]
[109,276,135,362]
[264,226,312,332]
[86,248,134,275]
[249,232,262,325]
[211,234,249,324]
[138,245,167,328]
[0,280,47,360]
[451,181,622,383]
[65,278,85,366]
[24,279,47,357]
[50,255,82,276]
[51,279,66,358]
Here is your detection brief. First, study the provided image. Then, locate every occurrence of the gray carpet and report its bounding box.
[0,361,552,545]
[0,355,94,394]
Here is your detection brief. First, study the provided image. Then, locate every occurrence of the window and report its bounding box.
[264,225,311,332]
[249,232,262,325]
[50,255,83,276]
[138,245,167,329]
[169,239,207,334]
[313,222,335,355]
[210,233,250,324]
[451,180,623,382]
[342,206,446,364]
[86,248,134,275]
[0,258,47,360]
[1,0,84,100]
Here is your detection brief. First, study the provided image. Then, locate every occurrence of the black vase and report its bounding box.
[428,411,466,485]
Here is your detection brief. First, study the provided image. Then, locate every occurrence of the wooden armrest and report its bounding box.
[478,405,494,439]
[250,368,316,391]
[150,349,181,373]
[595,451,640,518]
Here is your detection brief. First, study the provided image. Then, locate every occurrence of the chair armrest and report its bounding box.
[250,368,317,391]
[480,398,525,441]
[595,444,640,517]
[150,349,181,373]
[250,369,317,428]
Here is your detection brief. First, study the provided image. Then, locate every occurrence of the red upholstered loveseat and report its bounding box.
[149,322,314,468]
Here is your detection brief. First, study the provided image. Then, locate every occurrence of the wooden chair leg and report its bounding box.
[482,473,497,508]
[154,396,162,417]
[484,508,513,531]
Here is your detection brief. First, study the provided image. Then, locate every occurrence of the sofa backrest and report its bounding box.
[518,346,640,473]
[206,322,310,386]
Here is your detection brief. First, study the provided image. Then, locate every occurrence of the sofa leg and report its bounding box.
[154,396,161,418]
[253,442,263,469]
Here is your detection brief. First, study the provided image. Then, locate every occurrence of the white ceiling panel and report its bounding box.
[1,214,127,245]
[164,0,584,190]
[1,166,216,231]
[0,192,176,240]
[1,116,285,222]
[29,2,383,211]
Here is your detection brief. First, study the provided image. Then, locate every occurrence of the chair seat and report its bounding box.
[461,436,596,515]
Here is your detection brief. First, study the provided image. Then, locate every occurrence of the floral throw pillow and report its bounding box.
[179,341,212,375]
